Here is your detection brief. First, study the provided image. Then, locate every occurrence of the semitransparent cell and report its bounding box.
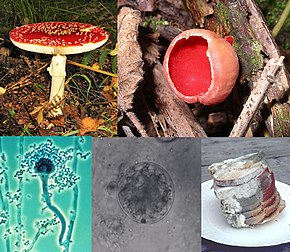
[117,162,175,224]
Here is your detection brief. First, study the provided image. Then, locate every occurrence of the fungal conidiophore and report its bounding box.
[0,137,91,252]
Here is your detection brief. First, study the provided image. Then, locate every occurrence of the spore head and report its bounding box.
[35,158,55,175]
[18,139,80,191]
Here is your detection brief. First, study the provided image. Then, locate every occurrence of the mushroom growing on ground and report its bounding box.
[163,29,239,106]
[10,22,109,116]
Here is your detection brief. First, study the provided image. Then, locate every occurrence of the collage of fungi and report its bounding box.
[0,0,289,252]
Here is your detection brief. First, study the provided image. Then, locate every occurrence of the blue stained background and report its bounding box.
[0,136,92,252]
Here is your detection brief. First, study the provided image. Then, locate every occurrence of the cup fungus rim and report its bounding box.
[163,29,239,105]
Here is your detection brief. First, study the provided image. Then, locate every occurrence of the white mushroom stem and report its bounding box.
[47,54,67,116]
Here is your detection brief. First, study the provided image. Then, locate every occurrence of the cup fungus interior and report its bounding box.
[168,36,211,96]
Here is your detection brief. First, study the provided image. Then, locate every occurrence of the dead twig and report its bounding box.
[121,125,136,137]
[67,60,117,77]
[230,56,285,137]
[5,62,49,91]
[88,100,117,106]
[246,0,290,101]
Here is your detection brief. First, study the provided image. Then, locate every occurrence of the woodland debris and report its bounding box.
[246,0,290,101]
[152,63,207,137]
[184,0,289,100]
[182,0,214,27]
[179,0,290,136]
[118,7,147,136]
[268,102,290,137]
[76,116,104,135]
[230,57,285,137]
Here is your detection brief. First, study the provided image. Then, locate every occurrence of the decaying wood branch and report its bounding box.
[152,63,207,137]
[118,0,289,136]
[118,7,147,136]
[118,4,206,137]
[183,0,290,136]
[184,0,289,92]
[268,102,290,136]
[245,0,289,101]
[230,56,285,137]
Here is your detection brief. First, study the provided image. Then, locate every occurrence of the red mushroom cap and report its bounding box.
[9,22,109,55]
[163,29,239,106]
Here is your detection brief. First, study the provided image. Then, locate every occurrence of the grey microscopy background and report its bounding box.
[92,138,200,252]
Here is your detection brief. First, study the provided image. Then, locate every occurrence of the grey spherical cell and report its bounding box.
[117,162,174,224]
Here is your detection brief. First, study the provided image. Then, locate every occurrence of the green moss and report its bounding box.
[231,29,264,77]
[249,56,264,72]
[215,2,232,27]
[256,0,290,50]
[143,16,169,32]
[249,41,264,71]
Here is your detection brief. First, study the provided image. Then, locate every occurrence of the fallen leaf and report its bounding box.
[92,62,100,70]
[63,104,79,117]
[38,129,58,136]
[50,116,65,127]
[110,77,118,89]
[37,111,43,125]
[0,87,6,95]
[30,105,43,115]
[17,118,29,125]
[109,43,118,56]
[0,47,10,56]
[77,117,104,135]
[101,90,115,102]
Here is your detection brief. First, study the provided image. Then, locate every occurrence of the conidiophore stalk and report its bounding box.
[40,174,67,246]
[0,137,11,252]
[63,137,81,252]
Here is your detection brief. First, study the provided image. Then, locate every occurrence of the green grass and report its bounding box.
[0,0,117,41]
[256,0,289,28]
[0,0,117,63]
[66,73,93,103]
[256,0,290,48]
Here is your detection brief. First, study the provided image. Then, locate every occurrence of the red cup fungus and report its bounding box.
[163,29,239,106]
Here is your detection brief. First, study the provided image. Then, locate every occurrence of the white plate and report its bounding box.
[202,180,290,247]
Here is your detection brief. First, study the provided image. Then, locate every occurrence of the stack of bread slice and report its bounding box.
[208,152,286,228]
